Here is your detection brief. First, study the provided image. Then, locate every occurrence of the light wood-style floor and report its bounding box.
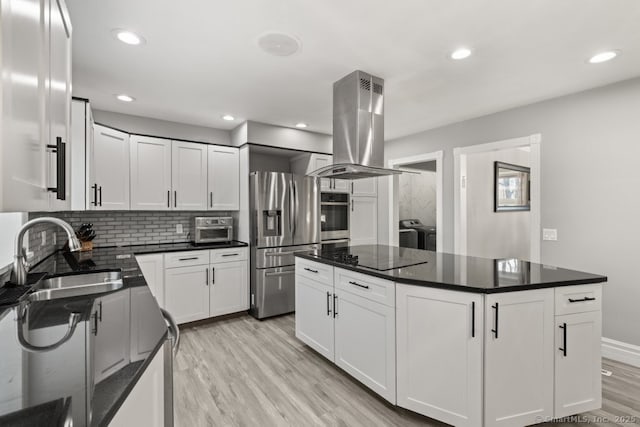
[174,314,640,427]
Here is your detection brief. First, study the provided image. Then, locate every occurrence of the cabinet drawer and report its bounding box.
[296,258,334,285]
[210,247,248,263]
[164,250,209,268]
[335,268,394,307]
[555,284,602,315]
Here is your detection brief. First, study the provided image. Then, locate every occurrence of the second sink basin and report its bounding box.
[28,271,124,302]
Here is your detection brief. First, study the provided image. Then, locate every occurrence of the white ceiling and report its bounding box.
[68,0,640,140]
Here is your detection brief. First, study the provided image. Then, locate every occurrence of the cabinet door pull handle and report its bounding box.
[98,186,102,206]
[212,267,215,285]
[348,280,369,289]
[333,294,338,318]
[174,191,177,208]
[92,184,98,206]
[206,268,209,286]
[304,267,318,273]
[491,303,499,339]
[559,323,567,357]
[98,301,103,322]
[210,192,213,208]
[471,301,476,338]
[351,200,354,212]
[167,190,170,208]
[351,182,354,194]
[326,291,331,316]
[222,253,239,257]
[178,257,199,261]
[568,297,596,303]
[46,137,66,200]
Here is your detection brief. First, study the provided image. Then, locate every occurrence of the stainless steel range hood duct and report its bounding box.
[309,70,402,180]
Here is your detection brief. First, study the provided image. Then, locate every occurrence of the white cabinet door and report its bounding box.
[396,285,483,427]
[164,265,210,324]
[295,276,335,362]
[334,289,396,403]
[129,286,163,362]
[171,141,207,210]
[130,136,172,210]
[46,0,72,211]
[136,254,165,307]
[333,179,350,192]
[484,289,554,427]
[91,124,130,210]
[350,197,378,245]
[208,145,239,210]
[0,0,50,212]
[554,311,602,418]
[351,178,377,197]
[110,341,166,427]
[209,260,248,316]
[94,290,131,383]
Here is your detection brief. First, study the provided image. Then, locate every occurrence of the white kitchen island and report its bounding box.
[294,245,607,427]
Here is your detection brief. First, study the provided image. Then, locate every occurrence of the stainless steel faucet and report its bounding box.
[11,217,82,285]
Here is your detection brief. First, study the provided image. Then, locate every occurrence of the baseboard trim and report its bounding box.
[602,337,640,368]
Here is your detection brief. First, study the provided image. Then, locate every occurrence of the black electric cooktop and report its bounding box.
[318,245,430,271]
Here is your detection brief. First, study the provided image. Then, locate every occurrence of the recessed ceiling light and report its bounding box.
[222,115,235,121]
[116,94,135,102]
[257,33,301,57]
[588,50,619,64]
[451,48,472,60]
[295,123,308,128]
[113,29,145,46]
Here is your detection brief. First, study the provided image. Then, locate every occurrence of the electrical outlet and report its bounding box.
[53,233,56,245]
[41,231,47,246]
[176,224,183,234]
[542,228,558,241]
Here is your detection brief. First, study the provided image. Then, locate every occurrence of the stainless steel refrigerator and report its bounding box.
[249,171,320,319]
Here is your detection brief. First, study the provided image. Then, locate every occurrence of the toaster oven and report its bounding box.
[193,217,233,244]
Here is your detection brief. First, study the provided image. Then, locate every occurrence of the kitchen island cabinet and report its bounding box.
[294,246,607,427]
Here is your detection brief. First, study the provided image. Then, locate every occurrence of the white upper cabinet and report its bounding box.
[351,178,377,197]
[130,136,172,210]
[171,141,208,210]
[208,145,239,210]
[89,125,130,210]
[1,0,72,212]
[350,196,378,245]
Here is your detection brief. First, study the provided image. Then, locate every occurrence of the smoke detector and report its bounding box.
[257,33,301,57]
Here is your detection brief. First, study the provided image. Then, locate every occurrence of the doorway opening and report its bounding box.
[454,134,541,262]
[388,151,443,252]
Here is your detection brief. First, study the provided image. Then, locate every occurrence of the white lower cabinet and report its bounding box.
[139,248,249,324]
[93,290,132,383]
[294,260,396,403]
[109,342,166,427]
[164,264,210,324]
[484,289,555,427]
[209,260,249,317]
[396,285,483,427]
[135,254,165,307]
[334,288,396,403]
[295,275,335,361]
[554,311,602,417]
[350,196,378,245]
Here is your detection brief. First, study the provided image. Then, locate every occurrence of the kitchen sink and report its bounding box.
[27,271,123,302]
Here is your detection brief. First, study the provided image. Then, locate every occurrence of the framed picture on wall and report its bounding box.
[494,161,530,212]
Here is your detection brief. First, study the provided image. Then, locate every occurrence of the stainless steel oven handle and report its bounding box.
[265,251,296,256]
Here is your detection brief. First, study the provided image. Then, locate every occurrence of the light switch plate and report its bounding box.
[542,228,558,241]
[41,231,47,246]
[176,224,183,234]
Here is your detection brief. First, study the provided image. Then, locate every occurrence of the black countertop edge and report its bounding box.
[294,252,607,294]
[96,332,168,427]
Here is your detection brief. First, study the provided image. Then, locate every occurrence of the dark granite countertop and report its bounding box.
[295,245,607,293]
[0,240,246,426]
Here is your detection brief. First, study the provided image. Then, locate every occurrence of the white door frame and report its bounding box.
[388,151,444,251]
[453,134,541,262]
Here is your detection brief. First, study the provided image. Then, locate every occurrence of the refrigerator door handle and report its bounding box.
[292,180,298,238]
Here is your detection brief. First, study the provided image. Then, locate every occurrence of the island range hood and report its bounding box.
[309,70,402,180]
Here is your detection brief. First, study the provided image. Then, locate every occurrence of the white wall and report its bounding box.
[381,76,640,346]
[93,110,231,145]
[0,213,25,271]
[465,148,530,260]
[398,171,437,226]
